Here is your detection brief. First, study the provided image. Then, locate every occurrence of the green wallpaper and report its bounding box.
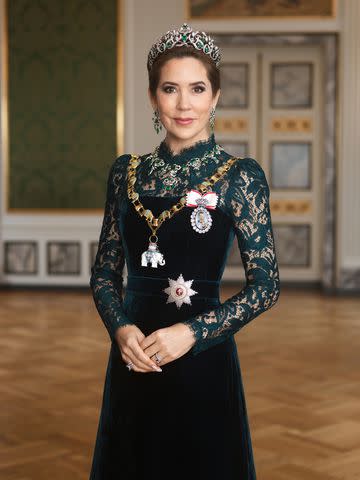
[8,0,118,209]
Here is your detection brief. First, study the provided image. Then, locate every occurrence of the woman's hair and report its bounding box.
[148,45,220,99]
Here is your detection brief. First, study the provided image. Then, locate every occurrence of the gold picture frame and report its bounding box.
[1,0,125,213]
[186,0,337,20]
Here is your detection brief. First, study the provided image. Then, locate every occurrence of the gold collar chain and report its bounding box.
[127,154,238,241]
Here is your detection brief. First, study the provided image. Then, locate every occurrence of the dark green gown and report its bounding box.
[88,133,280,479]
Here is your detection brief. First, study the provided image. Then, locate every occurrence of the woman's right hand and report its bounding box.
[114,324,163,373]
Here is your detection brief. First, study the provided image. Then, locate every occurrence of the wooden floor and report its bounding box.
[0,286,359,479]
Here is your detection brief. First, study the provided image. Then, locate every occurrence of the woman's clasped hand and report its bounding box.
[115,323,196,373]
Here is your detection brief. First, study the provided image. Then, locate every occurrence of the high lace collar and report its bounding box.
[158,133,217,163]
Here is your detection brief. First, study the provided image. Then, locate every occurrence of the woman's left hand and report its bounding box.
[139,323,196,367]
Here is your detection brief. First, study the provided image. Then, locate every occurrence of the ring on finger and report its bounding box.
[126,361,134,371]
[154,352,162,364]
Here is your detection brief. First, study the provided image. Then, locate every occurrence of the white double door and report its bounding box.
[217,44,324,282]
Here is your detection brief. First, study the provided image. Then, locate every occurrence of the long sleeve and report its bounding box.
[181,158,280,356]
[89,155,134,341]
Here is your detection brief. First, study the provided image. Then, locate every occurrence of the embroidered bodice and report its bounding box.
[89,133,280,355]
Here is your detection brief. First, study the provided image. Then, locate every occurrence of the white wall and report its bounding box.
[124,0,184,156]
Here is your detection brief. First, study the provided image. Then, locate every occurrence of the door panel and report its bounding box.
[217,45,323,282]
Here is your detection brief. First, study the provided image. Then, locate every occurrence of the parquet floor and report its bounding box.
[0,286,359,479]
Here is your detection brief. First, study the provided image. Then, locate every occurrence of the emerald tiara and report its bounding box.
[147,23,221,71]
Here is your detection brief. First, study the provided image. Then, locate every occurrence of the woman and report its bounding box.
[89,23,280,480]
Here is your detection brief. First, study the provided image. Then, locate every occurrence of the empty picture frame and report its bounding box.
[271,62,313,108]
[89,241,98,274]
[4,241,38,274]
[270,142,312,189]
[273,224,311,267]
[217,63,249,109]
[47,241,81,275]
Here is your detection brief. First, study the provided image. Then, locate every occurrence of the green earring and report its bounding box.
[209,106,216,132]
[152,108,163,134]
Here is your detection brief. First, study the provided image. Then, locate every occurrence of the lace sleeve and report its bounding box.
[181,158,281,356]
[89,154,134,341]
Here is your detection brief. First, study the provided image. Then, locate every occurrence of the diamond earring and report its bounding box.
[152,108,163,134]
[209,106,216,132]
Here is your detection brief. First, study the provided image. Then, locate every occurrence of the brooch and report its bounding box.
[186,190,218,233]
[163,273,198,308]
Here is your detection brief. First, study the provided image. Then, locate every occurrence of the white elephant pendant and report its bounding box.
[141,241,166,268]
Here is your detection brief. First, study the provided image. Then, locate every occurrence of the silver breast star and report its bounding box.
[163,273,198,309]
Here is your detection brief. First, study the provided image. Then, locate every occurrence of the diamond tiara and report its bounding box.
[147,23,221,71]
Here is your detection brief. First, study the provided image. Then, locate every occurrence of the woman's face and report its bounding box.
[148,56,220,144]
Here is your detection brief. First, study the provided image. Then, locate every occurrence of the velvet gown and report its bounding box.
[88,133,280,479]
